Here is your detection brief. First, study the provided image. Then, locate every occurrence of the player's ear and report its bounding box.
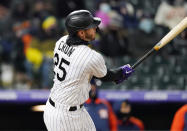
[77,30,85,40]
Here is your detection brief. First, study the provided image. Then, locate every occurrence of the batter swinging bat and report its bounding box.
[132,17,187,69]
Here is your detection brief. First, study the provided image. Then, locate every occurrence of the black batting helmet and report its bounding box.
[65,10,101,35]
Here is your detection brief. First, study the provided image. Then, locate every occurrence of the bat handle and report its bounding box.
[132,48,155,69]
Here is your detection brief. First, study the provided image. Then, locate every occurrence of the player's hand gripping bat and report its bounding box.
[132,17,187,69]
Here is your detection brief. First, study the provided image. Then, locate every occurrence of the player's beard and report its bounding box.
[85,32,95,41]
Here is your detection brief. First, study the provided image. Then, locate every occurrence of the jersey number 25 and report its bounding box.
[54,53,70,81]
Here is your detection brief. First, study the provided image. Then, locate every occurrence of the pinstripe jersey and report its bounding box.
[50,35,107,106]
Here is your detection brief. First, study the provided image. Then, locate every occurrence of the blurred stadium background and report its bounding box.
[0,0,186,130]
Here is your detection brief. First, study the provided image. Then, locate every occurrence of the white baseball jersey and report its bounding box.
[44,35,107,131]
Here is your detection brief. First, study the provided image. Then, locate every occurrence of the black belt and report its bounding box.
[49,98,83,111]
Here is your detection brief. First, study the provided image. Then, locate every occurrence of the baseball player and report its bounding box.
[43,10,134,131]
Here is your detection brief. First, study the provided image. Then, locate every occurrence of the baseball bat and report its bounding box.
[132,17,187,69]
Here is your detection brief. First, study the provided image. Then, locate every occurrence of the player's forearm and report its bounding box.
[97,68,123,82]
[95,64,134,84]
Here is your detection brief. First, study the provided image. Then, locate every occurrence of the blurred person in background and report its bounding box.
[118,0,139,29]
[0,0,31,89]
[11,0,32,89]
[171,104,187,131]
[31,0,55,20]
[85,79,117,131]
[25,15,60,89]
[0,3,13,88]
[115,100,144,131]
[155,0,187,30]
[154,0,187,55]
[95,2,111,30]
[138,13,155,35]
[30,0,56,35]
[129,12,159,57]
[97,10,130,67]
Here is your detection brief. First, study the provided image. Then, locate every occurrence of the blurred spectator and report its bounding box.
[115,100,144,131]
[154,0,187,55]
[139,13,155,34]
[85,79,117,131]
[0,63,14,88]
[118,0,139,29]
[25,15,59,89]
[31,0,55,21]
[0,0,32,89]
[11,0,30,20]
[0,4,13,63]
[95,2,111,30]
[97,10,130,58]
[10,0,33,89]
[0,4,12,88]
[0,4,9,20]
[155,0,187,30]
[171,104,187,131]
